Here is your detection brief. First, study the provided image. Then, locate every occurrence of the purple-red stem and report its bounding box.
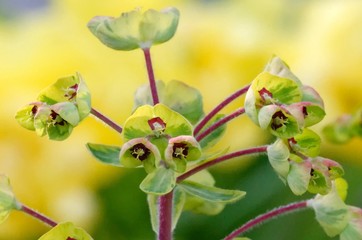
[158,191,174,240]
[20,204,57,227]
[194,84,250,136]
[224,201,308,240]
[143,48,159,105]
[196,107,245,142]
[177,146,267,183]
[90,107,123,134]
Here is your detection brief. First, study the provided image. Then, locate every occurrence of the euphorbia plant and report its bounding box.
[3,6,361,240]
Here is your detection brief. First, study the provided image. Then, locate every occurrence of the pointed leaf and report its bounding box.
[140,167,176,195]
[86,143,121,167]
[178,180,245,203]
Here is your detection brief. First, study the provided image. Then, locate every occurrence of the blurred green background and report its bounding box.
[1,0,361,239]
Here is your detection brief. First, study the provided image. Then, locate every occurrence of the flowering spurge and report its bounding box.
[38,222,93,240]
[267,129,344,196]
[308,182,362,239]
[88,7,180,51]
[0,175,20,224]
[245,56,325,139]
[15,73,91,140]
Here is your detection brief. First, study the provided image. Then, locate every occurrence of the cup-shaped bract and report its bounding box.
[39,221,93,240]
[37,73,91,121]
[164,135,202,172]
[88,7,180,51]
[258,104,303,139]
[264,56,302,86]
[123,103,193,141]
[119,138,161,173]
[245,72,302,125]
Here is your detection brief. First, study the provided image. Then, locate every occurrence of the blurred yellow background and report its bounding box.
[1,0,361,239]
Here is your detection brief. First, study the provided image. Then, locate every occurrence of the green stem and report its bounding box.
[194,84,250,136]
[177,146,267,183]
[196,107,245,142]
[158,191,174,240]
[223,201,308,240]
[20,203,57,227]
[143,48,159,105]
[90,107,123,134]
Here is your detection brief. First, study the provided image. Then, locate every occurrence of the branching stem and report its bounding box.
[224,201,308,240]
[90,107,123,134]
[143,48,159,105]
[177,145,267,182]
[194,84,250,136]
[196,107,245,142]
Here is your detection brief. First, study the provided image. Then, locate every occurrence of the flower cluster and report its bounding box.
[15,73,91,140]
[245,56,343,195]
[120,103,202,174]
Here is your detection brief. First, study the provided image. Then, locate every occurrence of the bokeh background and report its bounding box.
[1,0,361,239]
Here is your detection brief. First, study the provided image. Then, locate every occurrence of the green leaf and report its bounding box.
[140,167,176,195]
[308,185,349,237]
[38,221,93,240]
[86,143,121,167]
[178,180,245,203]
[198,114,227,149]
[147,187,186,234]
[267,139,290,179]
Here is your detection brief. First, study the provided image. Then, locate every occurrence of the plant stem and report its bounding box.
[90,107,123,134]
[196,107,245,142]
[177,146,267,182]
[143,48,159,105]
[158,191,174,240]
[20,204,57,227]
[224,201,308,240]
[194,84,250,136]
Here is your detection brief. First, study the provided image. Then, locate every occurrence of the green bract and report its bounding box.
[267,138,290,179]
[119,138,161,173]
[245,71,302,125]
[264,56,302,86]
[123,103,193,141]
[38,221,93,240]
[164,135,202,173]
[133,80,204,124]
[15,73,91,141]
[88,7,180,50]
[340,206,362,240]
[308,184,349,237]
[37,73,91,121]
[290,128,321,157]
[0,175,19,225]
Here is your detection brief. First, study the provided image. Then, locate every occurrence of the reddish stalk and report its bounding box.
[90,107,123,134]
[224,201,308,240]
[20,204,57,227]
[196,107,245,142]
[143,48,159,105]
[177,146,267,183]
[158,191,174,240]
[194,84,250,136]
